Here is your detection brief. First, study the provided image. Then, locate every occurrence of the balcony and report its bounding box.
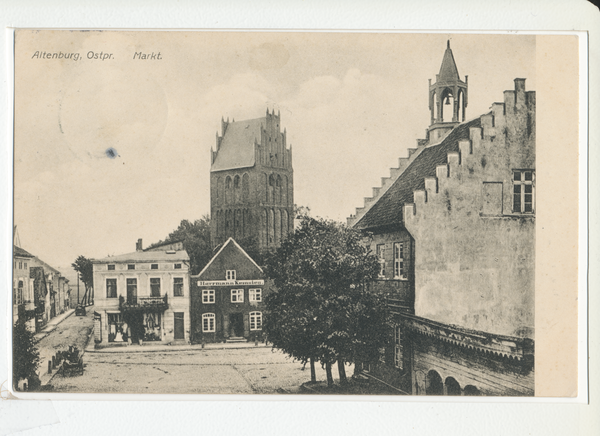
[119,294,169,312]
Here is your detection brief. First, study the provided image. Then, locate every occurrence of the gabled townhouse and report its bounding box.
[13,245,35,328]
[92,239,191,345]
[349,42,535,396]
[190,238,266,343]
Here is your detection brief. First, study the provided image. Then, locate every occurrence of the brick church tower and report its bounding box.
[210,109,294,252]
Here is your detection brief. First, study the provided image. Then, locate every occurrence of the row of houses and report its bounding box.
[13,227,72,331]
[92,238,266,345]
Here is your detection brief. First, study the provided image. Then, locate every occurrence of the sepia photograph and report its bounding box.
[9,29,579,398]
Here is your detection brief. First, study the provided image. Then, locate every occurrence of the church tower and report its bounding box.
[428,41,468,141]
[210,109,294,252]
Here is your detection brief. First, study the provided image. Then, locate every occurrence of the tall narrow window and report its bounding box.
[394,326,403,370]
[393,242,406,279]
[376,244,386,278]
[126,278,137,304]
[202,313,215,332]
[250,311,262,330]
[513,170,535,213]
[106,278,117,298]
[173,277,184,297]
[150,278,161,297]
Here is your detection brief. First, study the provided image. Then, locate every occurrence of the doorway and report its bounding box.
[229,312,244,337]
[174,312,185,340]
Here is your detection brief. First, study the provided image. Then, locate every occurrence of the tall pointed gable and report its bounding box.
[438,41,461,82]
[195,238,263,281]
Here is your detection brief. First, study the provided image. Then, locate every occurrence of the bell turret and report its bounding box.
[428,41,468,141]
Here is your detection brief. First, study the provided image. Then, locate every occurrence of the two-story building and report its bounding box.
[190,238,266,343]
[13,245,35,328]
[92,239,190,345]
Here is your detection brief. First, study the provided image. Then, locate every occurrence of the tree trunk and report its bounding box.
[337,360,348,385]
[310,358,316,383]
[325,362,334,387]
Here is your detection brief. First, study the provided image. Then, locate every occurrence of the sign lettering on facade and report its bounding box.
[196,280,264,287]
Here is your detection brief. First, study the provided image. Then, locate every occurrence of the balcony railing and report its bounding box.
[119,294,169,312]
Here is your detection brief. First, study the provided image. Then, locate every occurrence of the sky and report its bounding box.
[13,31,536,269]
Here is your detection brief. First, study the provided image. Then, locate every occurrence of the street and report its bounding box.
[50,346,353,394]
[36,307,94,379]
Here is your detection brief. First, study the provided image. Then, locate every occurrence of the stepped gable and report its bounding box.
[355,117,481,230]
[211,117,265,172]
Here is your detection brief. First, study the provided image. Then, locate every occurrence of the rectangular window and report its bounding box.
[250,311,262,330]
[150,278,161,297]
[108,264,115,271]
[394,326,403,370]
[127,264,135,270]
[249,288,262,302]
[202,289,215,303]
[173,277,184,297]
[226,270,236,280]
[231,289,244,303]
[126,278,137,304]
[24,263,27,269]
[151,264,158,270]
[106,278,117,298]
[19,262,22,269]
[513,170,535,213]
[393,242,406,279]
[174,263,182,269]
[202,313,215,332]
[376,244,386,278]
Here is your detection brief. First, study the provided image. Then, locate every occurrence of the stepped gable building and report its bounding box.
[189,237,265,343]
[92,239,190,346]
[210,109,294,252]
[349,42,535,396]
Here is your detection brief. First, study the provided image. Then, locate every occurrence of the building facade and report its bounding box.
[210,109,294,252]
[92,240,191,345]
[190,238,265,343]
[349,42,535,396]
[13,246,35,328]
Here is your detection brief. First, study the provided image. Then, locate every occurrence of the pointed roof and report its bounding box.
[14,245,35,258]
[438,40,460,83]
[211,117,265,172]
[194,237,263,278]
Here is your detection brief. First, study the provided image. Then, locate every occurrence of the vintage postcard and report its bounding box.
[9,30,582,399]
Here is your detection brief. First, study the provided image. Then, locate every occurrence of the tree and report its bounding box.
[72,255,93,305]
[13,319,40,390]
[149,216,212,275]
[264,216,390,387]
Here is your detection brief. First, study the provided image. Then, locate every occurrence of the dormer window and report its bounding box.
[226,270,236,281]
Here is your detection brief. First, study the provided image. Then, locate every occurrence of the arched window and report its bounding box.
[214,177,221,205]
[268,174,275,203]
[445,377,461,396]
[225,176,232,204]
[263,173,268,203]
[268,209,275,245]
[242,173,250,203]
[202,313,215,332]
[234,175,241,203]
[276,175,282,204]
[463,385,481,396]
[426,370,443,396]
[274,209,281,245]
[261,210,267,248]
[281,209,289,241]
[282,175,288,205]
[249,311,262,330]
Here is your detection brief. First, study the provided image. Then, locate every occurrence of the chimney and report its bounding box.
[136,239,143,252]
